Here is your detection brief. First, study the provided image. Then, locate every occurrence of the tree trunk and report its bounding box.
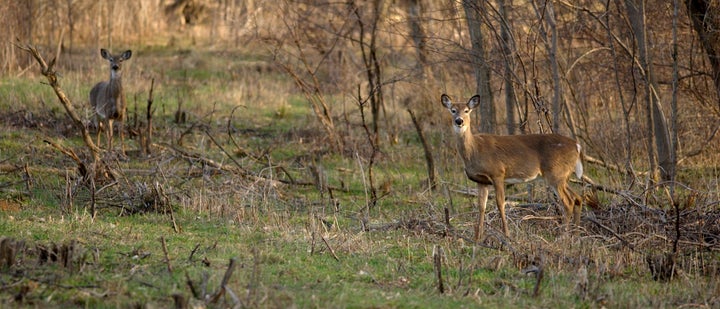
[625,0,673,181]
[532,0,563,134]
[407,0,428,78]
[686,0,720,105]
[462,0,495,134]
[499,0,517,135]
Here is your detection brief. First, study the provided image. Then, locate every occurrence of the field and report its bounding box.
[0,43,717,308]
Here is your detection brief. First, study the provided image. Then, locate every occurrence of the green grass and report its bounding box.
[1,44,719,308]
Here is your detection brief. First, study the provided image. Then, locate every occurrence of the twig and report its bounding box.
[444,207,451,237]
[22,163,32,194]
[155,181,179,233]
[160,237,173,273]
[188,243,201,262]
[433,245,445,294]
[321,235,340,261]
[407,107,437,190]
[145,78,155,155]
[584,216,636,251]
[15,43,102,163]
[185,272,199,299]
[43,139,90,178]
[209,258,238,304]
[172,293,187,309]
[90,176,96,220]
[522,264,544,297]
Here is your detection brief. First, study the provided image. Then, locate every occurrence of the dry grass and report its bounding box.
[0,5,719,305]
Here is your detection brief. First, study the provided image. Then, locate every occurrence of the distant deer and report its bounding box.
[441,94,583,240]
[90,49,132,155]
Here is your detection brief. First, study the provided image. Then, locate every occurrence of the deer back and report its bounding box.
[461,133,579,183]
[90,79,124,120]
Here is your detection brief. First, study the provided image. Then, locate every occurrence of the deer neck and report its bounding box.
[456,129,480,162]
[106,73,124,98]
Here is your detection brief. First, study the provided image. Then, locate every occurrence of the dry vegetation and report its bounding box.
[1,0,719,307]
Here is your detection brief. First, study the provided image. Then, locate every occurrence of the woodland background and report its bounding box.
[0,0,719,307]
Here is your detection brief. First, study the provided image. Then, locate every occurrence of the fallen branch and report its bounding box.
[320,235,340,262]
[43,139,89,178]
[160,237,173,273]
[521,263,544,297]
[433,245,445,294]
[208,258,239,305]
[584,216,636,251]
[407,107,437,190]
[15,42,102,162]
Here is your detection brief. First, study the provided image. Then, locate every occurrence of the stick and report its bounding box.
[188,243,201,262]
[444,207,451,237]
[407,107,437,190]
[16,43,102,162]
[433,245,445,294]
[160,237,173,273]
[209,258,238,304]
[522,265,544,297]
[321,235,340,261]
[185,272,199,299]
[584,216,636,251]
[146,78,155,155]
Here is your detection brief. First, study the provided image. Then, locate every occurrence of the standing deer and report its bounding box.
[90,48,132,155]
[441,94,583,240]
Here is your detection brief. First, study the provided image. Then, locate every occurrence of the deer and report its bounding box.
[89,48,132,156]
[441,94,583,241]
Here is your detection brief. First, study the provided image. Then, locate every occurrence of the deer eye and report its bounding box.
[450,108,457,114]
[464,109,470,113]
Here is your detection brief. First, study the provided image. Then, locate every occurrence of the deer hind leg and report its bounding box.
[554,181,582,227]
[568,185,582,225]
[493,179,509,237]
[546,177,573,226]
[475,184,490,242]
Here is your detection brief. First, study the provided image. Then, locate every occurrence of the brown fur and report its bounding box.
[89,49,132,155]
[441,94,583,240]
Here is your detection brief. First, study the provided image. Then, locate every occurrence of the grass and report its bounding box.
[1,43,719,308]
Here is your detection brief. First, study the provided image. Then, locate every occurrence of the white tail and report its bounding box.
[89,48,132,155]
[441,94,583,240]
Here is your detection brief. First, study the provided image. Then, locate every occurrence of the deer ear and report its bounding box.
[122,50,132,60]
[100,49,110,59]
[441,94,452,109]
[467,95,480,109]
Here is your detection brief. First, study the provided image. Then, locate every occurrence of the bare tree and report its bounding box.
[625,0,673,181]
[686,0,720,104]
[498,0,518,135]
[351,0,385,142]
[462,0,496,134]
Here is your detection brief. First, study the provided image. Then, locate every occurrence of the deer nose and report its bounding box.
[112,64,119,70]
[454,118,464,126]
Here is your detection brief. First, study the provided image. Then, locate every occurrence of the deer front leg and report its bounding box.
[493,179,509,237]
[107,119,114,152]
[475,184,490,242]
[118,120,126,156]
[95,118,102,149]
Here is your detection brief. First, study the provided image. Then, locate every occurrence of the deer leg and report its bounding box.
[107,119,114,152]
[118,120,125,156]
[548,176,575,227]
[555,181,583,228]
[569,186,582,225]
[95,118,102,149]
[493,179,509,237]
[475,184,489,242]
